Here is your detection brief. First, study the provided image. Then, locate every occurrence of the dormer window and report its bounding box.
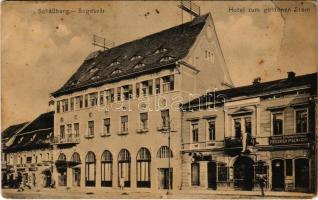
[130,55,142,61]
[160,56,174,62]
[111,69,122,75]
[18,137,24,144]
[88,67,99,74]
[154,48,168,54]
[134,63,145,69]
[30,134,36,141]
[91,75,100,80]
[109,61,120,67]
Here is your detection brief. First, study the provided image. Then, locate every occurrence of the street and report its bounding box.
[1,188,315,199]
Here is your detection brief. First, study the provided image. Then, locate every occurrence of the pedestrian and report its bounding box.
[258,174,266,197]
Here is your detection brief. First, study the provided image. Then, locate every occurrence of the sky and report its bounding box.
[1,1,317,130]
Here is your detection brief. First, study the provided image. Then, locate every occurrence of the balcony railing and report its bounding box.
[53,135,80,145]
[182,141,223,151]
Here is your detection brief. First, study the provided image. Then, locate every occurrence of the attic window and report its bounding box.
[89,67,99,74]
[109,61,120,67]
[160,56,174,62]
[154,48,168,54]
[130,55,143,61]
[91,75,100,80]
[111,69,122,75]
[18,137,24,144]
[134,63,146,69]
[30,134,36,141]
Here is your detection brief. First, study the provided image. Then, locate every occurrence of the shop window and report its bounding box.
[136,148,151,188]
[118,149,131,187]
[191,162,200,186]
[85,151,96,187]
[295,109,308,133]
[217,163,228,182]
[286,159,292,176]
[101,150,112,187]
[272,112,283,135]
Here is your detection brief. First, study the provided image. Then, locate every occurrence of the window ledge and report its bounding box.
[117,131,129,136]
[85,135,94,139]
[136,129,149,134]
[101,133,111,137]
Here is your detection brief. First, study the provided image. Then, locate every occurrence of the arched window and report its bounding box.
[85,151,96,187]
[58,153,66,161]
[136,148,151,188]
[157,146,173,158]
[118,149,131,187]
[101,150,113,187]
[71,152,81,187]
[71,152,81,164]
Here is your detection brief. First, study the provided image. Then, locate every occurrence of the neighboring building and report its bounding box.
[1,122,29,187]
[50,13,232,190]
[4,111,54,188]
[180,72,317,193]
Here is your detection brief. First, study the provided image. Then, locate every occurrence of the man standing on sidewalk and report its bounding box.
[258,175,266,197]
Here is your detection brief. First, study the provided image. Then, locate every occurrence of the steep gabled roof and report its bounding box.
[183,72,317,110]
[1,122,28,143]
[5,111,54,153]
[52,14,209,97]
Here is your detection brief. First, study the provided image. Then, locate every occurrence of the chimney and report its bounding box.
[253,77,261,85]
[287,71,296,80]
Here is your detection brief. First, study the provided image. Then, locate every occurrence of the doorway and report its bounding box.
[271,159,285,191]
[233,156,254,190]
[158,168,173,189]
[207,162,217,189]
[72,168,81,187]
[295,158,309,191]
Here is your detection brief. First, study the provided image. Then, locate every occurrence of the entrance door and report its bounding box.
[295,158,309,191]
[233,156,254,190]
[73,168,81,186]
[158,168,173,189]
[207,162,217,189]
[271,159,285,191]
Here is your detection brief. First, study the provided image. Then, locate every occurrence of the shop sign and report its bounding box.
[269,133,312,145]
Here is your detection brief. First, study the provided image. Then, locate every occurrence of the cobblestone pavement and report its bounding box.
[2,188,315,199]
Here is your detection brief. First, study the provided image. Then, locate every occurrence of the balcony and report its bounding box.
[53,135,80,146]
[224,136,256,156]
[182,141,223,151]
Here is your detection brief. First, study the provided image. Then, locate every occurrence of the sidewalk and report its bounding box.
[2,188,316,199]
